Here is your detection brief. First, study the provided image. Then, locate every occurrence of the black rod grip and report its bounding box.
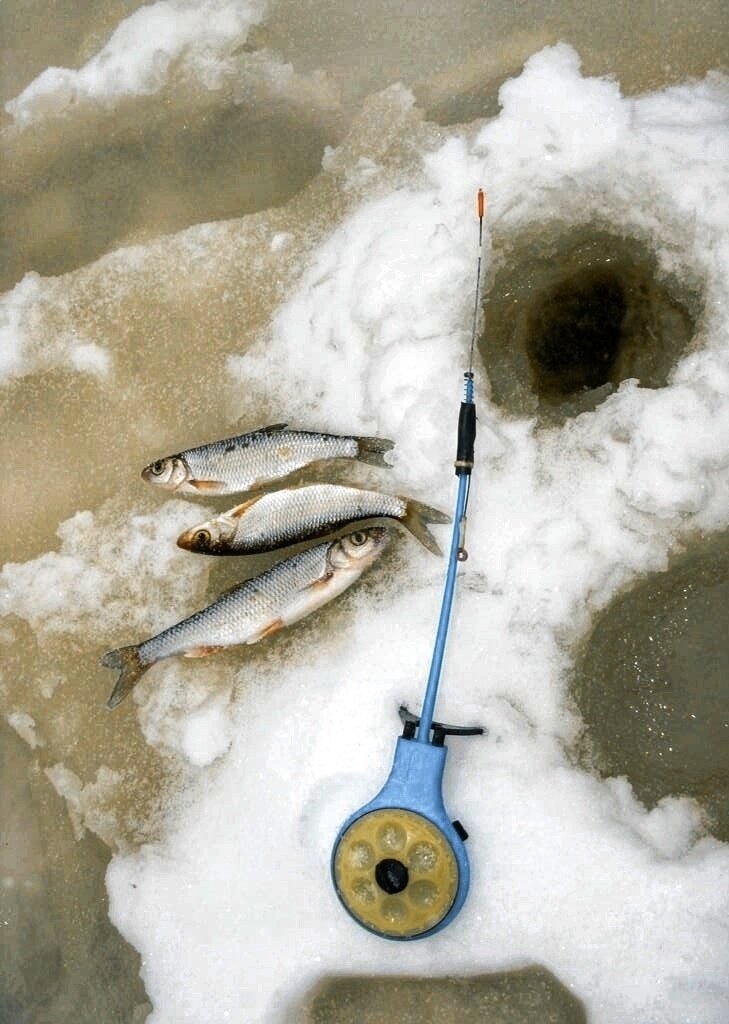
[455,401,476,475]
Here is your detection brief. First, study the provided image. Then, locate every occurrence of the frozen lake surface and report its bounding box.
[1,2,728,1022]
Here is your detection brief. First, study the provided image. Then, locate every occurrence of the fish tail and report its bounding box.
[102,645,148,709]
[355,435,395,467]
[401,498,452,556]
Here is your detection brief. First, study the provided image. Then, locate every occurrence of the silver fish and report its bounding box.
[102,526,389,709]
[141,423,394,496]
[177,484,450,557]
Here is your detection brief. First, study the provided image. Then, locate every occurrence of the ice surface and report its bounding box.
[5,711,43,749]
[0,499,211,637]
[0,272,116,384]
[44,763,123,847]
[3,42,729,1024]
[2,0,341,158]
[178,694,234,766]
[4,0,266,124]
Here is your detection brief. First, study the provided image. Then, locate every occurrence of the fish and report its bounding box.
[176,484,451,557]
[141,423,394,496]
[101,526,390,709]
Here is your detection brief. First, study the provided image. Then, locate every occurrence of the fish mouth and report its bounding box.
[176,530,196,551]
[176,521,229,553]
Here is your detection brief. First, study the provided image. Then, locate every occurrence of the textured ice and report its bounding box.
[0,499,211,637]
[3,0,341,139]
[3,42,729,1024]
[478,45,630,176]
[5,711,44,749]
[178,694,234,767]
[0,272,115,384]
[4,0,266,124]
[45,763,123,846]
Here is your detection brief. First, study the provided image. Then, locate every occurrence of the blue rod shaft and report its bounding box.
[416,188,481,744]
[416,467,470,743]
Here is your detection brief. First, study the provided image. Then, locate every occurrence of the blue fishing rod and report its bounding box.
[331,190,486,940]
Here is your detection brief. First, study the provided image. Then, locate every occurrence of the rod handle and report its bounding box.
[455,400,476,475]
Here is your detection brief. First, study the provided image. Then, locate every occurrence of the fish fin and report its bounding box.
[231,419,288,433]
[255,423,288,433]
[247,618,285,643]
[355,436,395,467]
[183,645,224,658]
[102,645,148,709]
[401,498,452,556]
[306,569,335,591]
[229,495,264,518]
[189,479,225,492]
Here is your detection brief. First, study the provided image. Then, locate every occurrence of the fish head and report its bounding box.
[141,455,190,490]
[177,516,237,553]
[329,526,390,572]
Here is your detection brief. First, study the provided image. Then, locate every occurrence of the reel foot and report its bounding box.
[398,705,485,745]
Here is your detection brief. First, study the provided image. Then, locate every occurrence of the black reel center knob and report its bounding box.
[375,858,409,894]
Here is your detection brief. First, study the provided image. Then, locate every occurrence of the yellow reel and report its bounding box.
[332,807,459,939]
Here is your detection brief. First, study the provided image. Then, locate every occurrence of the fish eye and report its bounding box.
[150,460,166,476]
[194,530,211,546]
[350,531,368,546]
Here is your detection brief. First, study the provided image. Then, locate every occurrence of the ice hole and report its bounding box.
[479,225,700,422]
[526,268,626,396]
[570,531,729,840]
[301,967,586,1023]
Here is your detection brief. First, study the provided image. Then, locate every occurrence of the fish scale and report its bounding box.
[178,484,450,556]
[140,541,329,664]
[102,527,390,708]
[232,485,405,548]
[142,423,394,496]
[184,431,359,490]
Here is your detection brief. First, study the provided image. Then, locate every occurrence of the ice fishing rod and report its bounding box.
[331,190,486,940]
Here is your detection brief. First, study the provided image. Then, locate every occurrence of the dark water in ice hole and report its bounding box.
[1,0,728,1021]
[480,225,701,424]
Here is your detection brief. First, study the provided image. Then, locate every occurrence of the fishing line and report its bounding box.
[468,188,486,377]
[459,187,485,555]
[330,191,487,940]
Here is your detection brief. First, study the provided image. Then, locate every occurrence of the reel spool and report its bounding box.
[332,708,482,940]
